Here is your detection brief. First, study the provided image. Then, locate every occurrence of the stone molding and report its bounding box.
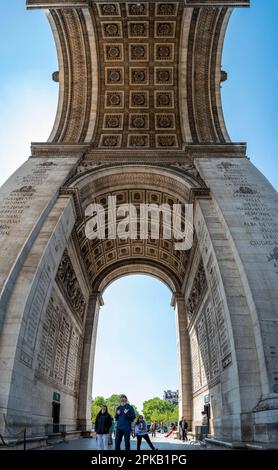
[27,1,250,8]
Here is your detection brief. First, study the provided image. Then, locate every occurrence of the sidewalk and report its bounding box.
[50,434,203,451]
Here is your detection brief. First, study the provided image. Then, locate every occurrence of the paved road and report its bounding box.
[51,434,203,451]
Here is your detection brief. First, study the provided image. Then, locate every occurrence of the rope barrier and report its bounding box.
[0,433,18,447]
[3,414,26,437]
[0,414,27,448]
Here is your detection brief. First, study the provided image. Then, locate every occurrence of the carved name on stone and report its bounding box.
[0,162,57,237]
[207,256,232,369]
[216,162,278,274]
[20,266,52,368]
[36,294,82,392]
[190,297,221,393]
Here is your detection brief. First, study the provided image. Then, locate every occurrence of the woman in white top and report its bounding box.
[134,415,156,451]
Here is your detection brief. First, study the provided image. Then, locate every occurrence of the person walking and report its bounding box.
[134,416,156,451]
[115,394,135,451]
[95,405,112,451]
[179,417,188,441]
[150,421,157,438]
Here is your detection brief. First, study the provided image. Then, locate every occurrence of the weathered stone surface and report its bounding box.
[0,0,277,447]
[0,157,80,327]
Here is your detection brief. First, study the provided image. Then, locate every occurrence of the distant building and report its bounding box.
[163,390,179,406]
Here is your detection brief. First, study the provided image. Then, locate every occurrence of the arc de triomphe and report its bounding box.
[0,0,278,445]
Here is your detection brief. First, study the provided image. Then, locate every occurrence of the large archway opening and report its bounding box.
[92,274,178,414]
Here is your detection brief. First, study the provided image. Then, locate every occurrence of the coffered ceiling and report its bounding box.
[91,2,183,150]
[27,1,249,152]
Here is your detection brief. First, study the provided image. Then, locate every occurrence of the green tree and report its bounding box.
[92,394,139,422]
[142,397,176,423]
[91,396,106,423]
[107,394,139,417]
[131,404,139,418]
[106,394,121,416]
[170,405,179,423]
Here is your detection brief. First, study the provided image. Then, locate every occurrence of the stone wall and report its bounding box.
[185,243,239,440]
[29,240,90,435]
[0,155,81,436]
[194,157,278,442]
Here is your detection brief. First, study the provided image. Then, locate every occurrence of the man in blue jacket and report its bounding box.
[115,394,135,451]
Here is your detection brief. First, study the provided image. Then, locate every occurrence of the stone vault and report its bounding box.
[1,0,278,447]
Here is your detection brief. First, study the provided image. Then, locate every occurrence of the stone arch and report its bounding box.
[61,163,209,293]
[0,156,276,444]
[0,162,202,437]
[77,266,189,433]
[1,0,278,448]
[97,262,177,295]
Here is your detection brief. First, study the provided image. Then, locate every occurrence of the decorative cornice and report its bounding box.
[59,186,84,221]
[30,143,90,158]
[171,292,186,308]
[188,143,247,157]
[27,0,250,7]
[30,142,247,159]
[90,291,104,306]
[27,0,90,9]
[184,1,249,6]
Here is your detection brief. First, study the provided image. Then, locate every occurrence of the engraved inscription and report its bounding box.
[21,267,52,367]
[216,163,278,251]
[36,293,82,392]
[190,297,221,393]
[0,163,57,237]
[207,257,232,367]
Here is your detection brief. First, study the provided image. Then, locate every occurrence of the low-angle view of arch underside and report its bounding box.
[28,0,248,154]
[1,0,278,450]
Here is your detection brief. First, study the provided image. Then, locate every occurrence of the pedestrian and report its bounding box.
[164,422,176,438]
[95,404,112,451]
[115,394,135,451]
[134,415,157,451]
[108,418,115,446]
[179,416,188,441]
[150,421,157,438]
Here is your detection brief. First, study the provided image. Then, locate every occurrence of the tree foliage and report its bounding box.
[142,397,178,423]
[91,394,139,422]
[91,396,105,423]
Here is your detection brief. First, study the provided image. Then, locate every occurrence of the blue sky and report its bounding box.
[0,1,277,411]
[222,2,278,188]
[0,1,58,185]
[93,275,177,411]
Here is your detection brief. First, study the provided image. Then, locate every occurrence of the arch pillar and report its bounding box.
[78,291,103,433]
[173,293,193,429]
